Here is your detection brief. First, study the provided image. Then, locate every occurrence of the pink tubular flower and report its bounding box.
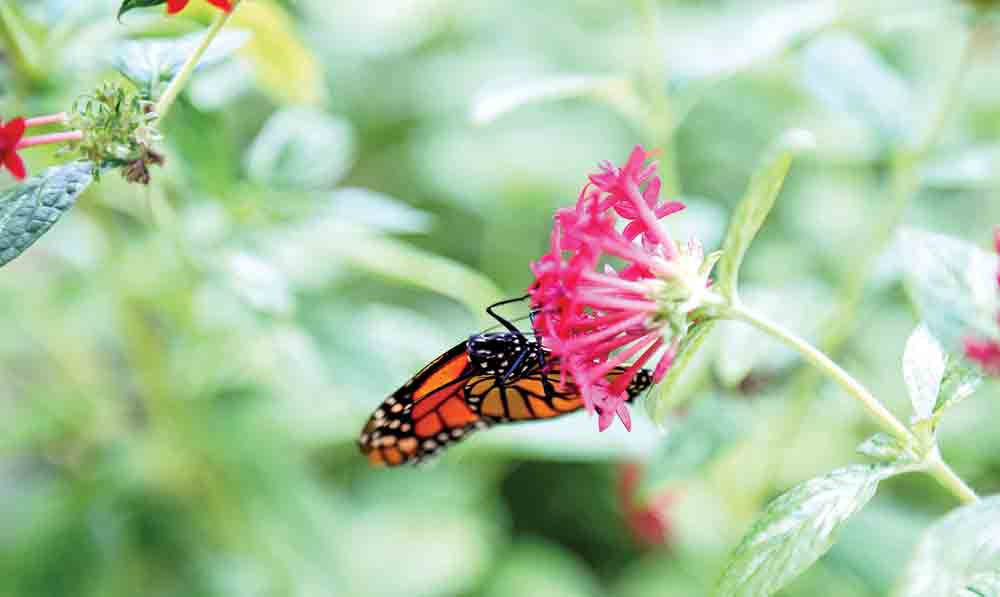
[529,146,716,431]
[166,0,233,14]
[963,229,1000,375]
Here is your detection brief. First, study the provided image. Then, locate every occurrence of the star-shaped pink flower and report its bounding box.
[0,118,27,180]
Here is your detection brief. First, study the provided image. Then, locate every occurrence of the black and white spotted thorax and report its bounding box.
[466,332,542,378]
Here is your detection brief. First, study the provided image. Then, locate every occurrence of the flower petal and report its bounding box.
[4,150,27,180]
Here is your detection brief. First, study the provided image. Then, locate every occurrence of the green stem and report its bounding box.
[926,454,979,505]
[729,301,979,504]
[729,302,912,442]
[633,0,680,195]
[154,1,242,119]
[751,19,985,506]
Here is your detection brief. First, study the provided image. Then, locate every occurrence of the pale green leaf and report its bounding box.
[922,144,1000,191]
[716,465,892,597]
[641,396,751,496]
[899,228,999,352]
[857,433,917,464]
[246,107,356,191]
[0,162,94,268]
[471,75,639,126]
[262,218,504,325]
[800,33,913,144]
[115,31,250,100]
[896,496,1000,597]
[934,359,983,420]
[659,1,836,84]
[716,130,813,300]
[965,571,1000,597]
[903,324,947,422]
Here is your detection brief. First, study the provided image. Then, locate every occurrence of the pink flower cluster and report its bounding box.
[529,146,689,431]
[963,230,1000,375]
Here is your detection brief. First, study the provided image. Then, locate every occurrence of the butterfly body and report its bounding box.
[359,299,653,467]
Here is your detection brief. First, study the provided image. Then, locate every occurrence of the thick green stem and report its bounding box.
[729,302,912,442]
[154,1,242,119]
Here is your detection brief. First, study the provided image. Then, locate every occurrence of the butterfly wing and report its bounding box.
[466,362,652,422]
[359,341,491,466]
[360,338,654,466]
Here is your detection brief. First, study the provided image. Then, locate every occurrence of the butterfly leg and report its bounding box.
[485,295,530,335]
[501,345,532,383]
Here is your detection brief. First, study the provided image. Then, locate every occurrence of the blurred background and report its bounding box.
[2,0,1000,595]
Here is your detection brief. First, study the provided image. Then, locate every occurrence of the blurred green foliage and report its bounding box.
[2,0,1000,595]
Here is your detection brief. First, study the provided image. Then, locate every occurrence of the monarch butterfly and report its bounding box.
[358,297,653,467]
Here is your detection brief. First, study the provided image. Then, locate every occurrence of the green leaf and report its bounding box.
[114,31,250,100]
[800,33,913,145]
[261,218,504,325]
[896,496,1000,597]
[899,228,999,352]
[245,107,356,191]
[857,433,917,464]
[716,465,892,597]
[0,162,94,268]
[641,396,751,496]
[934,359,982,420]
[470,75,641,126]
[117,0,166,20]
[921,144,1000,191]
[647,321,716,421]
[903,324,947,422]
[0,0,47,83]
[715,130,813,300]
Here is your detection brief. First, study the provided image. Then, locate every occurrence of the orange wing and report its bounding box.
[359,341,491,467]
[360,342,654,467]
[466,365,652,422]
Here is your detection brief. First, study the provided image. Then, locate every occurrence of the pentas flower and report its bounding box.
[963,230,1000,375]
[167,0,233,14]
[529,146,718,431]
[0,118,27,180]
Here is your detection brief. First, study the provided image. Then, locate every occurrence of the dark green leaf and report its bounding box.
[118,0,166,20]
[716,131,812,301]
[716,465,893,597]
[897,496,1000,597]
[0,162,94,268]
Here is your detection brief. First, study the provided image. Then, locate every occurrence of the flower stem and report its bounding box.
[16,130,83,149]
[728,301,981,504]
[154,1,242,119]
[729,302,912,442]
[926,454,979,505]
